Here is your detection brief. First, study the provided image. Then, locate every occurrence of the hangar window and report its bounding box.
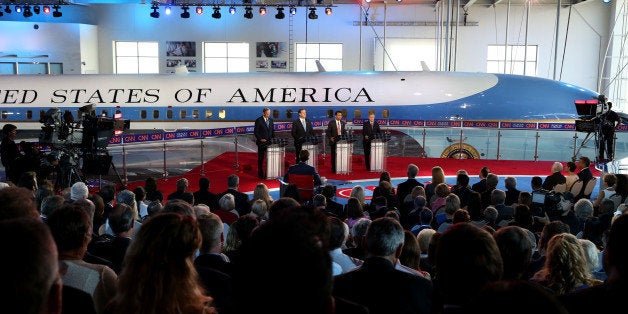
[153,110,160,119]
[114,41,159,74]
[203,42,250,73]
[167,110,173,119]
[296,43,343,72]
[180,110,187,119]
[382,110,390,119]
[487,45,537,76]
[354,110,362,119]
[219,109,226,119]
[205,110,213,119]
[140,110,147,119]
[27,110,33,119]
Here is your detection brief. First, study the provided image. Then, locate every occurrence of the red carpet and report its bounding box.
[123,152,601,198]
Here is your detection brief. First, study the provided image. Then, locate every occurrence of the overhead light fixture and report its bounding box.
[244,6,253,19]
[211,6,221,19]
[150,4,159,18]
[195,6,203,15]
[52,5,62,18]
[275,7,284,19]
[4,5,11,13]
[180,6,190,18]
[259,6,266,15]
[33,5,40,14]
[308,7,318,20]
[229,6,235,15]
[43,5,50,14]
[23,5,32,18]
[165,5,171,15]
[325,6,331,15]
[289,6,296,15]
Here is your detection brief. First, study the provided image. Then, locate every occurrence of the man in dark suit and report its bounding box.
[218,174,251,216]
[254,107,274,179]
[193,177,219,210]
[472,166,491,193]
[291,108,314,164]
[396,163,423,206]
[326,110,346,173]
[542,161,566,191]
[284,150,322,186]
[575,156,593,200]
[362,112,381,171]
[333,217,433,314]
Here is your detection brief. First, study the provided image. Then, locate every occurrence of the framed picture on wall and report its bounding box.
[256,42,287,58]
[184,59,197,68]
[271,60,287,69]
[166,41,196,57]
[166,59,182,67]
[256,60,269,69]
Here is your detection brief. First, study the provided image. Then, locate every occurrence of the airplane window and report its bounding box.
[354,110,362,119]
[341,109,348,119]
[219,109,226,119]
[39,110,45,121]
[101,110,109,117]
[382,109,389,118]
[368,109,375,116]
[326,109,334,118]
[272,109,279,119]
[1,110,6,119]
[167,110,173,119]
[286,109,293,119]
[27,110,32,119]
[205,110,213,119]
[140,110,147,119]
[181,110,187,119]
[153,110,159,119]
[192,109,199,119]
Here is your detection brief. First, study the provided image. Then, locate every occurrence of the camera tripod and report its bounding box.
[55,163,84,192]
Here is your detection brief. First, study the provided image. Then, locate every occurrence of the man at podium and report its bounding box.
[291,108,314,163]
[326,111,346,173]
[254,107,275,179]
[362,112,381,171]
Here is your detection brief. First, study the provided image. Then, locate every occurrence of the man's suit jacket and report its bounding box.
[291,118,314,145]
[218,188,251,216]
[333,257,433,314]
[254,116,274,146]
[327,119,347,145]
[284,162,322,186]
[362,120,381,143]
[396,178,424,205]
[542,172,567,190]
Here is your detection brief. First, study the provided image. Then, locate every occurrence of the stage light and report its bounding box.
[211,6,221,19]
[603,0,611,3]
[23,5,32,18]
[150,4,159,18]
[259,6,266,15]
[181,6,190,18]
[275,7,284,19]
[165,5,171,15]
[229,6,235,14]
[52,5,62,18]
[33,5,40,14]
[196,6,203,15]
[43,5,50,14]
[325,6,331,15]
[308,7,318,20]
[4,5,11,13]
[244,6,253,19]
[15,6,22,14]
[289,6,296,15]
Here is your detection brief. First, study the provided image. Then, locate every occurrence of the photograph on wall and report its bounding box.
[271,60,287,69]
[166,41,196,57]
[256,60,269,69]
[166,59,182,67]
[256,42,287,58]
[184,59,197,68]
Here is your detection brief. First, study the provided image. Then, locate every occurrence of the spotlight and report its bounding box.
[308,7,317,20]
[325,6,331,15]
[150,4,159,18]
[43,5,50,14]
[33,5,40,14]
[275,7,284,19]
[289,6,296,15]
[229,6,235,15]
[211,6,221,19]
[15,6,21,14]
[165,5,171,15]
[52,5,62,18]
[4,5,11,14]
[196,6,202,15]
[244,6,253,19]
[23,5,32,18]
[259,6,266,15]
[181,6,190,18]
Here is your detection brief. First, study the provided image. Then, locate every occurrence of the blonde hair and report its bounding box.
[431,166,446,185]
[542,233,592,294]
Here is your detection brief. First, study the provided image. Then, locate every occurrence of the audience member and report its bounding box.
[543,162,567,191]
[250,182,274,209]
[526,220,570,279]
[214,193,239,225]
[218,174,251,215]
[451,173,473,209]
[88,203,134,274]
[132,186,148,219]
[493,226,533,280]
[565,161,579,191]
[424,166,445,206]
[194,177,219,210]
[469,280,568,314]
[163,198,196,217]
[167,177,195,204]
[504,176,521,206]
[399,229,431,279]
[471,166,491,193]
[249,199,269,223]
[396,163,424,209]
[0,186,39,221]
[329,216,362,274]
[343,217,371,261]
[222,214,259,265]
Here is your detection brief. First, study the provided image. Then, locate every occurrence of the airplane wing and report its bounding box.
[421,61,431,72]
[315,60,326,72]
[618,112,628,124]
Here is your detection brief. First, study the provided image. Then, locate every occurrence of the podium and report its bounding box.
[302,134,321,169]
[336,135,355,174]
[266,138,287,180]
[370,133,391,172]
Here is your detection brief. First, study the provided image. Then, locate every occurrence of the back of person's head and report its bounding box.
[539,221,570,253]
[505,176,517,190]
[0,218,61,314]
[444,193,461,215]
[604,213,628,280]
[452,209,471,223]
[603,173,617,188]
[493,226,533,280]
[513,205,533,230]
[456,173,470,187]
[233,214,259,244]
[484,206,498,223]
[469,280,568,314]
[436,223,503,307]
[385,209,400,221]
[486,173,499,188]
[321,184,336,199]
[0,186,39,221]
[531,176,543,190]
[268,197,300,220]
[72,198,95,225]
[371,195,388,208]
[163,198,195,217]
[252,183,271,202]
[379,180,394,195]
[566,161,577,172]
[312,193,327,208]
[232,205,333,314]
[399,229,421,270]
[574,199,594,220]
[544,233,590,294]
[419,207,433,225]
[2,123,17,136]
[491,189,507,205]
[70,181,89,201]
[146,200,163,217]
[350,185,366,205]
[40,195,65,218]
[431,166,445,184]
[109,203,135,235]
[251,199,268,220]
[17,171,37,191]
[351,218,371,240]
[46,204,91,253]
[218,193,235,211]
[197,213,223,253]
[116,189,137,213]
[407,163,419,178]
[227,174,239,189]
[413,195,427,210]
[417,228,436,254]
[176,178,189,192]
[435,182,450,198]
[298,149,310,162]
[411,185,426,200]
[518,192,532,206]
[98,184,116,203]
[365,217,404,258]
[480,166,491,178]
[193,204,210,218]
[144,177,158,194]
[328,216,349,250]
[579,239,600,273]
[345,197,364,219]
[580,156,591,167]
[133,186,146,203]
[551,162,564,173]
[198,177,210,190]
[379,171,391,183]
[111,212,207,314]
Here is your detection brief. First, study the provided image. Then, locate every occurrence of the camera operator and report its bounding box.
[598,99,622,162]
[1,124,20,183]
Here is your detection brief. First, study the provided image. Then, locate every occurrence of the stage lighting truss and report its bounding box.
[140,2,335,20]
